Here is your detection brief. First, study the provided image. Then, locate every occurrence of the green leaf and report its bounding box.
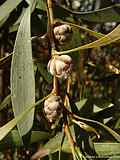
[60,21,104,39]
[44,132,65,154]
[43,139,120,158]
[11,7,35,137]
[0,95,47,141]
[0,130,50,149]
[115,118,120,129]
[0,15,9,28]
[56,4,120,23]
[10,0,36,32]
[73,115,120,142]
[77,4,120,23]
[0,53,12,69]
[43,128,76,157]
[0,95,11,111]
[36,0,46,11]
[95,143,120,157]
[75,99,87,110]
[0,129,22,150]
[30,131,50,144]
[93,98,112,109]
[0,111,27,142]
[11,129,23,146]
[108,155,120,160]
[74,146,86,160]
[93,105,103,113]
[43,136,120,158]
[60,24,120,54]
[0,0,22,23]
[72,119,100,139]
[31,133,63,160]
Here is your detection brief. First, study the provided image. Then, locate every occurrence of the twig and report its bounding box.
[47,0,59,95]
[46,0,55,49]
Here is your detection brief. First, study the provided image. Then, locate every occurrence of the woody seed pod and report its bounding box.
[47,55,72,78]
[44,95,63,123]
[54,24,72,45]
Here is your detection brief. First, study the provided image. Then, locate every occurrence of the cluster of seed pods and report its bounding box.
[44,24,73,125]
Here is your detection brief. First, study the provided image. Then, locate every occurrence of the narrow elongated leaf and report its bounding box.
[11,7,35,137]
[0,53,12,69]
[75,99,87,110]
[60,21,104,39]
[10,0,36,33]
[77,4,120,23]
[0,102,33,142]
[95,143,120,156]
[44,132,63,154]
[0,95,11,111]
[0,0,22,23]
[60,24,120,54]
[43,127,77,156]
[43,135,120,157]
[56,4,120,23]
[73,115,120,142]
[0,95,48,141]
[0,130,50,150]
[0,15,9,28]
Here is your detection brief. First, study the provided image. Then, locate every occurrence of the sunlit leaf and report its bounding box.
[0,103,33,142]
[11,6,35,137]
[115,118,120,129]
[60,21,104,39]
[74,146,86,160]
[93,98,112,109]
[75,99,87,110]
[95,143,120,157]
[0,95,48,141]
[10,0,36,32]
[59,24,120,54]
[0,0,22,23]
[43,136,120,158]
[0,15,9,28]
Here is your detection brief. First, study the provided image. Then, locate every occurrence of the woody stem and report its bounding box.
[46,0,59,95]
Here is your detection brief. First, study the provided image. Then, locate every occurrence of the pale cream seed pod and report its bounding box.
[54,24,72,45]
[47,55,72,78]
[44,95,63,123]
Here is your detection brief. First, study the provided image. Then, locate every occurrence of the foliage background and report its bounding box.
[0,0,120,159]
